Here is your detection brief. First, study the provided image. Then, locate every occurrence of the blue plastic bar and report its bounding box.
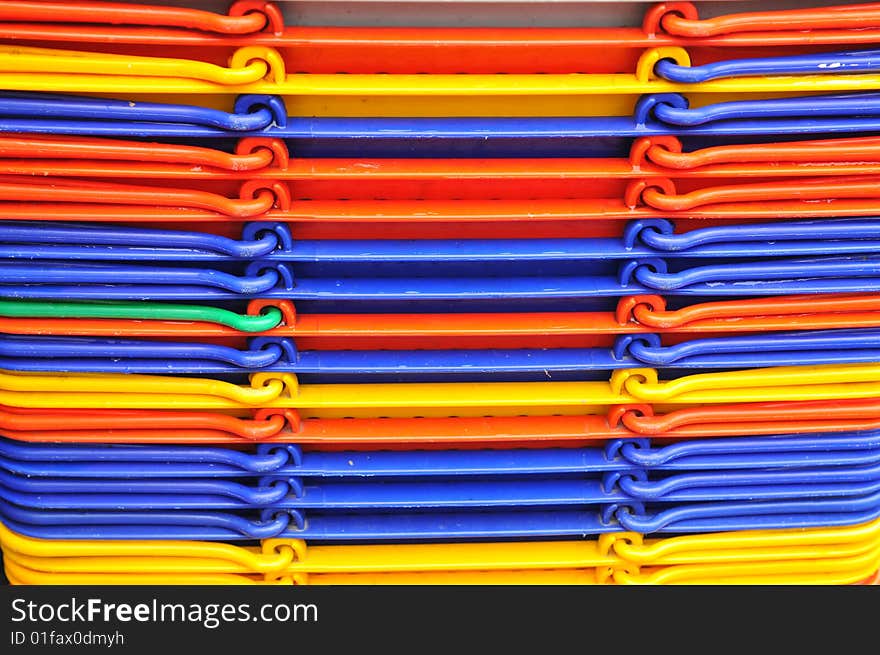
[656,49,880,84]
[2,492,877,540]
[5,219,880,262]
[3,329,880,375]
[3,463,878,510]
[4,92,880,142]
[5,256,880,300]
[2,433,878,479]
[0,92,282,132]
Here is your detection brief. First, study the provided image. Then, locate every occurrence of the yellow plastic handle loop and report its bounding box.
[0,45,284,86]
[635,46,692,83]
[616,363,880,403]
[0,370,285,405]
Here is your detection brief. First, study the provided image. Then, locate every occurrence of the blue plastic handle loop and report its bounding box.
[6,91,880,141]
[8,256,880,301]
[624,218,880,253]
[0,470,295,506]
[614,463,880,502]
[614,490,880,533]
[0,221,291,259]
[0,438,294,473]
[616,329,880,367]
[0,92,285,131]
[640,91,880,128]
[0,261,294,295]
[2,432,879,479]
[8,219,880,263]
[6,329,880,375]
[656,49,880,84]
[624,255,880,291]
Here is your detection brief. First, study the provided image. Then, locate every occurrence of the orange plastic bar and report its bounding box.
[613,398,880,437]
[0,407,628,447]
[4,296,880,348]
[3,397,879,446]
[6,135,880,182]
[631,135,880,173]
[3,3,879,75]
[0,1,283,35]
[0,135,286,173]
[7,179,880,236]
[0,176,289,219]
[652,2,880,38]
[629,175,880,212]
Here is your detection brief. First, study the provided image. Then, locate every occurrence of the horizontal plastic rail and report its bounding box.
[7,553,877,585]
[6,256,880,301]
[9,175,880,227]
[4,431,879,478]
[8,134,880,181]
[7,91,880,141]
[2,490,878,540]
[0,1,282,35]
[5,463,879,511]
[8,218,880,262]
[3,295,880,343]
[2,396,880,445]
[3,329,880,376]
[0,364,878,412]
[4,518,877,578]
[5,44,880,102]
[6,2,880,67]
[4,519,878,583]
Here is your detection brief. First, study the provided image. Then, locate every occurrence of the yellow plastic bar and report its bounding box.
[2,558,606,585]
[141,90,797,118]
[617,546,880,585]
[1,364,879,413]
[0,523,296,574]
[611,518,880,566]
[0,523,617,575]
[4,45,880,101]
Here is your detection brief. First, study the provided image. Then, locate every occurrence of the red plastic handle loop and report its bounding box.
[644,1,880,38]
[632,136,880,171]
[0,176,291,218]
[253,408,302,433]
[626,175,880,211]
[0,405,287,441]
[247,299,297,327]
[616,398,880,434]
[619,294,880,329]
[0,135,287,173]
[0,0,284,35]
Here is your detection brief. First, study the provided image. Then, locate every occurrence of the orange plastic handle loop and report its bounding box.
[0,1,283,35]
[639,136,880,171]
[0,176,287,218]
[632,175,880,211]
[618,398,880,434]
[650,1,880,38]
[628,294,880,329]
[0,135,285,173]
[0,405,287,440]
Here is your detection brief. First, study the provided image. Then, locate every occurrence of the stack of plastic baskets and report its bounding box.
[0,0,879,584]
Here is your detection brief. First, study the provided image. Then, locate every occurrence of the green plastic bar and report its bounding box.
[0,300,283,332]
